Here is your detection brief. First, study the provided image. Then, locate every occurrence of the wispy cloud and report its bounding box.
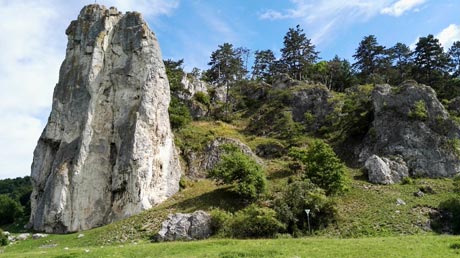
[381,0,426,16]
[436,24,460,49]
[0,0,179,179]
[259,0,394,44]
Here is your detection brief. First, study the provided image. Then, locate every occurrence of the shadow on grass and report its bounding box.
[172,187,248,213]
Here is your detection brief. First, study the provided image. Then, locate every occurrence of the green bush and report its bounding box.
[210,208,232,237]
[454,175,460,193]
[289,140,348,195]
[169,97,192,130]
[208,145,266,201]
[273,180,337,236]
[434,198,460,234]
[194,91,211,106]
[0,229,8,246]
[229,205,285,238]
[409,100,428,120]
[0,194,23,225]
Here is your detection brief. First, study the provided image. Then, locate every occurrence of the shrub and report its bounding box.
[289,140,348,195]
[169,97,192,130]
[194,91,211,106]
[208,145,266,201]
[273,180,337,236]
[434,198,460,234]
[454,175,460,193]
[0,194,23,225]
[229,205,285,238]
[210,208,232,237]
[0,229,8,246]
[409,100,428,120]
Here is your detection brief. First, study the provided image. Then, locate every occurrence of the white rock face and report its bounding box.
[365,155,409,184]
[28,4,181,233]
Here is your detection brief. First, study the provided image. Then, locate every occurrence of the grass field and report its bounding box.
[2,235,460,257]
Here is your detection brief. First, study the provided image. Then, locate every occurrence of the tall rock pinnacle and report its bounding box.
[28,5,181,233]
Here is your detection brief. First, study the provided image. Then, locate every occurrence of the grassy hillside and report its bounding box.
[2,120,459,256]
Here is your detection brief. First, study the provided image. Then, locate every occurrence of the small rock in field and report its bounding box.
[64,247,69,250]
[16,233,31,241]
[396,198,406,205]
[33,233,48,239]
[77,234,84,238]
[414,191,425,197]
[85,249,90,253]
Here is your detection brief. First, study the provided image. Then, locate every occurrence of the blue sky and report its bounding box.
[0,0,459,179]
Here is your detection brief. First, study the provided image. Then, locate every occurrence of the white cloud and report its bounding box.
[436,24,460,49]
[381,0,426,17]
[0,0,179,179]
[259,0,394,44]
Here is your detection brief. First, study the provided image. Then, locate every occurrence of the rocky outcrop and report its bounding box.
[177,74,208,101]
[154,210,212,241]
[186,137,261,178]
[365,155,409,184]
[360,81,460,178]
[28,4,181,233]
[291,85,334,132]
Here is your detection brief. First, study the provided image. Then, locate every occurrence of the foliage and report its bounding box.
[449,41,460,78]
[210,208,232,237]
[252,49,277,83]
[193,91,211,106]
[388,42,413,84]
[0,176,31,218]
[289,141,348,195]
[168,96,192,130]
[280,25,319,80]
[273,180,337,236]
[208,144,266,200]
[322,84,374,142]
[435,198,460,234]
[352,35,389,82]
[412,34,451,85]
[229,205,285,238]
[205,43,247,85]
[0,229,8,246]
[0,194,23,225]
[409,100,428,120]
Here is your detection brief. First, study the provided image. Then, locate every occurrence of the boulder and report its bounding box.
[154,210,211,241]
[360,81,460,178]
[365,155,409,184]
[16,233,30,241]
[28,4,181,233]
[177,74,208,101]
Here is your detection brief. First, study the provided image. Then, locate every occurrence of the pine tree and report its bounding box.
[412,34,450,84]
[449,41,460,78]
[280,25,319,81]
[252,49,276,83]
[388,42,413,84]
[352,35,388,82]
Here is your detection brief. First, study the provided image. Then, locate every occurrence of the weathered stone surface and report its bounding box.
[365,155,409,184]
[28,4,181,233]
[291,85,334,132]
[154,210,211,241]
[360,81,460,178]
[177,74,208,101]
[16,233,30,241]
[186,137,261,178]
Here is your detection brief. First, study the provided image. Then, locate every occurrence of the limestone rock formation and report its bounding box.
[365,155,409,184]
[360,81,460,178]
[177,74,209,101]
[186,137,261,178]
[28,4,181,233]
[154,210,212,242]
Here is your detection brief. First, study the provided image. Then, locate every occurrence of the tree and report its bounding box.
[280,25,319,81]
[327,56,355,92]
[352,35,388,82]
[449,41,460,77]
[252,49,276,83]
[0,194,23,225]
[412,34,451,84]
[208,144,266,200]
[205,43,246,85]
[273,180,337,235]
[388,42,413,84]
[289,141,348,195]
